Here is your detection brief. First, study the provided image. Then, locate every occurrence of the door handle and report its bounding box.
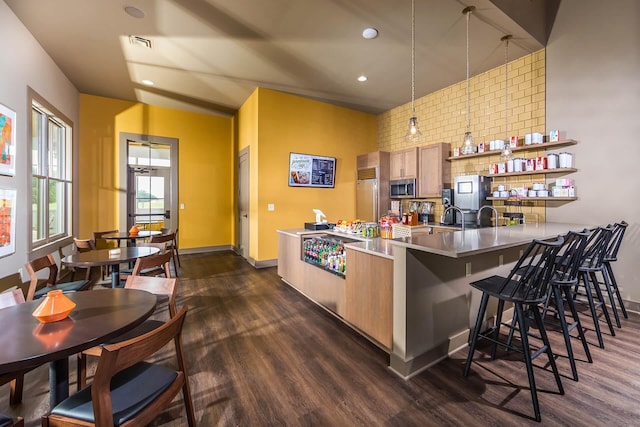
[242,213,248,218]
[164,210,171,219]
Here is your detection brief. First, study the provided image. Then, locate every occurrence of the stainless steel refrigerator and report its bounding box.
[356,167,387,222]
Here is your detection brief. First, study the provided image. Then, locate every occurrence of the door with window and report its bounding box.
[125,140,177,232]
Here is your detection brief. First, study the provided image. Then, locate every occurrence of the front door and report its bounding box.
[127,166,172,231]
[121,137,178,234]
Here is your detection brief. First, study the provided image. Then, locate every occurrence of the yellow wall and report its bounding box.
[78,95,136,238]
[79,94,234,249]
[243,88,378,261]
[378,50,547,223]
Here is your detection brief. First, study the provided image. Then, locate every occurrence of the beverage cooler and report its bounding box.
[301,235,357,278]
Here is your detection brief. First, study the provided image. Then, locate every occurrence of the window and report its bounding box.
[30,97,73,248]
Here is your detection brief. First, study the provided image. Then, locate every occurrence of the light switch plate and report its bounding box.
[267,203,275,211]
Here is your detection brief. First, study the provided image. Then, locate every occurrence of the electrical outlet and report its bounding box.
[180,203,185,209]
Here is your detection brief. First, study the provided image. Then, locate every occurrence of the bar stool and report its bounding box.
[541,229,593,381]
[574,225,616,348]
[464,236,565,422]
[603,221,628,321]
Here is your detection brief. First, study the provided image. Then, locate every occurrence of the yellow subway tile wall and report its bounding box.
[377,49,547,224]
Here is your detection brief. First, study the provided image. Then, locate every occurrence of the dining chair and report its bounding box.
[160,227,181,268]
[71,238,97,281]
[0,413,23,427]
[23,254,92,302]
[151,232,179,275]
[77,275,179,390]
[93,230,119,280]
[118,242,170,282]
[0,287,29,406]
[47,306,195,427]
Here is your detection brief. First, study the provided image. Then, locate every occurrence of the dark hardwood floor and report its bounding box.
[3,250,640,425]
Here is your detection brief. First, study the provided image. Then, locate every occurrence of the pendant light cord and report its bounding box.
[504,35,510,141]
[465,8,471,132]
[411,0,416,115]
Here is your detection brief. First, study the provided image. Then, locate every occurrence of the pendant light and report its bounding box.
[500,35,514,161]
[461,6,476,155]
[405,0,424,143]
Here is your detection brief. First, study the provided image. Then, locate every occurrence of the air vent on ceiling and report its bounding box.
[129,35,152,49]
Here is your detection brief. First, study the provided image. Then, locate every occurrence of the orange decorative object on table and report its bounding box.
[129,225,139,236]
[32,290,76,323]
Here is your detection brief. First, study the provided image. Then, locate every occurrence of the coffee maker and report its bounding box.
[441,188,455,225]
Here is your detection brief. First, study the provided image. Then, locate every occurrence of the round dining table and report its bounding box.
[0,288,157,407]
[101,230,161,247]
[61,246,159,288]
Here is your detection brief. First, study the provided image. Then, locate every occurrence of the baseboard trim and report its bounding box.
[178,245,232,255]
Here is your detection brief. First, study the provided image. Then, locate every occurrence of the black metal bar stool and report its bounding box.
[541,229,593,381]
[603,221,628,321]
[464,236,565,422]
[574,225,616,348]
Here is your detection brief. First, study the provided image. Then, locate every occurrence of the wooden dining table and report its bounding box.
[61,246,160,288]
[101,230,162,247]
[0,288,157,407]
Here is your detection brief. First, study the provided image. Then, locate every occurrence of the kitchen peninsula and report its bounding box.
[277,222,592,378]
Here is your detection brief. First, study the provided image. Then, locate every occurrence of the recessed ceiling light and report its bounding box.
[362,28,379,39]
[357,75,368,82]
[141,79,154,86]
[124,6,145,18]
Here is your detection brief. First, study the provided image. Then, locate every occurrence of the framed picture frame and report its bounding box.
[0,103,16,177]
[0,188,16,258]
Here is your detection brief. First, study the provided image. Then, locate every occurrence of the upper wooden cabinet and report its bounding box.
[390,147,418,180]
[418,142,451,198]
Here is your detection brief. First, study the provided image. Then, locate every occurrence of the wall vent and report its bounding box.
[129,35,152,49]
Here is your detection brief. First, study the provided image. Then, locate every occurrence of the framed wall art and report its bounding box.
[0,188,16,258]
[0,103,16,176]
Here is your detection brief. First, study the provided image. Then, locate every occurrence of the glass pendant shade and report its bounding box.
[461,131,476,154]
[499,145,513,161]
[405,116,424,142]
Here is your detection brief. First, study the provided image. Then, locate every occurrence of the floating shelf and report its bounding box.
[447,139,577,161]
[488,168,577,178]
[487,197,577,201]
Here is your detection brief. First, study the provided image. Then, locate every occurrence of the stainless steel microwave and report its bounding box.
[390,178,416,198]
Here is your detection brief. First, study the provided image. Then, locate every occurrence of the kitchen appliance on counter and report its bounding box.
[418,201,434,223]
[454,175,492,227]
[390,178,416,199]
[441,188,455,225]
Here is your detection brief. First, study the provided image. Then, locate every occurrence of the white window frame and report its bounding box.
[29,90,74,251]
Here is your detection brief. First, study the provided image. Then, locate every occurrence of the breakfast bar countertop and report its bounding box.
[389,222,595,258]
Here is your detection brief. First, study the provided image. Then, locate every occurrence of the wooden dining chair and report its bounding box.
[24,254,92,302]
[0,286,30,407]
[150,231,179,275]
[77,275,179,390]
[118,242,170,282]
[48,306,195,427]
[71,238,96,281]
[161,227,181,268]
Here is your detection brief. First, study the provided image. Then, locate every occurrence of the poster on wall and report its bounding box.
[288,152,336,188]
[0,103,16,177]
[0,188,16,258]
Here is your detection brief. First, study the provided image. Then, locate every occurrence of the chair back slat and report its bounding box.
[24,255,58,301]
[553,229,591,284]
[504,236,565,302]
[605,221,628,262]
[580,226,614,271]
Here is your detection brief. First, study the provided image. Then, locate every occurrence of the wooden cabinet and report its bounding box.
[418,142,451,198]
[344,248,393,350]
[390,147,418,180]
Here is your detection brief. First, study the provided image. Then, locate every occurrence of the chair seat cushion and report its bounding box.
[470,275,546,303]
[34,279,90,299]
[51,362,177,426]
[0,413,14,427]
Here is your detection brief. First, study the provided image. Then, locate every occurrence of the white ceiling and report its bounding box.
[5,0,558,117]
